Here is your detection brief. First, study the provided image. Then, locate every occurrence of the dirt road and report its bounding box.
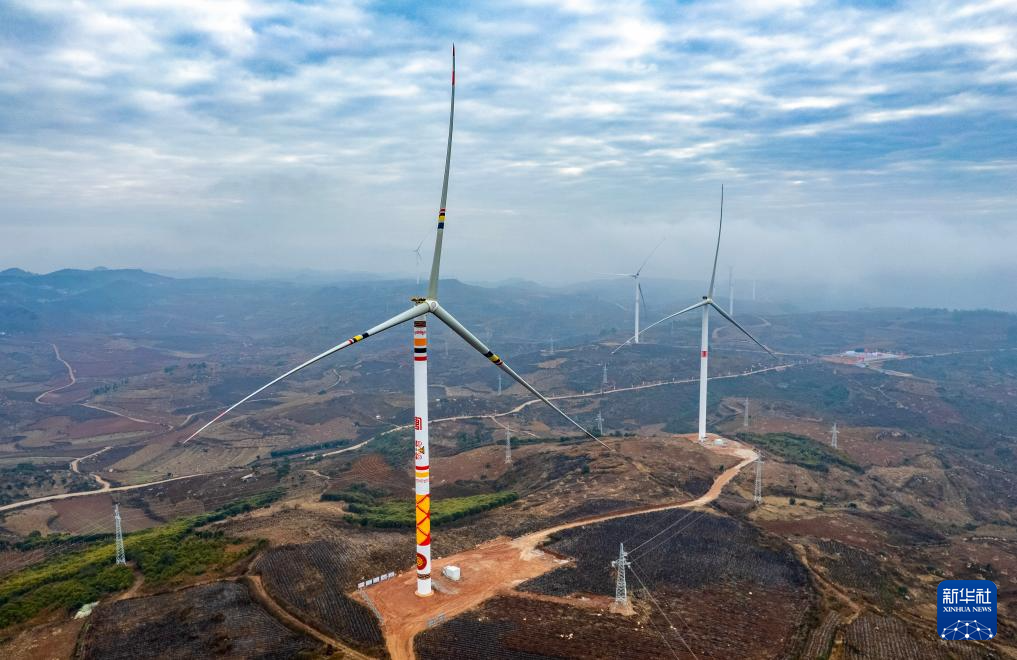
[69,446,113,490]
[365,434,758,660]
[34,343,76,404]
[80,402,166,427]
[244,575,375,660]
[0,473,205,513]
[33,342,166,427]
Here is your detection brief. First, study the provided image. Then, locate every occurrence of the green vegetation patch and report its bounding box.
[736,432,862,474]
[321,482,386,505]
[0,463,99,506]
[343,491,518,528]
[269,438,351,458]
[0,489,281,630]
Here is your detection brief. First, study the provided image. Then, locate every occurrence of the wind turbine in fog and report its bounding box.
[184,47,598,598]
[614,186,776,442]
[413,228,434,285]
[605,238,664,345]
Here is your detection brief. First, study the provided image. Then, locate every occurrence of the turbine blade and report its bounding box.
[638,282,647,314]
[707,184,724,298]
[611,300,707,354]
[426,45,456,299]
[634,237,665,277]
[184,302,431,443]
[709,301,775,357]
[430,303,604,445]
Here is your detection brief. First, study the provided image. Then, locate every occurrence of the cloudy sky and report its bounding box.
[1,1,1015,307]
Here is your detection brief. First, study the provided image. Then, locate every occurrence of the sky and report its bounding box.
[1,1,1015,309]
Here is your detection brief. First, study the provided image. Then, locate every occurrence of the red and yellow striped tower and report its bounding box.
[412,318,432,596]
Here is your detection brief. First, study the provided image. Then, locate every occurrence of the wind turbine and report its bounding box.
[183,47,598,598]
[412,228,434,285]
[606,238,664,345]
[613,186,776,442]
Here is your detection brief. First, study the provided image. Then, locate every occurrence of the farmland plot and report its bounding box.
[513,510,814,658]
[842,614,998,659]
[255,539,402,654]
[75,581,320,659]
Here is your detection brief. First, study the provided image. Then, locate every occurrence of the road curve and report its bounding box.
[515,436,758,548]
[0,473,205,514]
[69,446,113,490]
[34,343,76,404]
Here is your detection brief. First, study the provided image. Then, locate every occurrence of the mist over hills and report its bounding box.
[3,267,1016,342]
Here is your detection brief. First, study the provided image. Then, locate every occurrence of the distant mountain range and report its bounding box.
[2,266,1013,339]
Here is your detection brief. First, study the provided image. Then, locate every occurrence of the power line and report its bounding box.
[628,563,697,660]
[631,511,708,563]
[626,508,699,555]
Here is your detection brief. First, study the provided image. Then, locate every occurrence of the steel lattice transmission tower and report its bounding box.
[611,543,631,606]
[602,363,608,390]
[743,397,750,428]
[595,411,604,436]
[831,422,838,449]
[753,456,763,505]
[114,502,126,565]
[505,428,512,464]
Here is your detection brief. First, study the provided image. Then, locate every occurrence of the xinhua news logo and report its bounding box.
[937,580,996,641]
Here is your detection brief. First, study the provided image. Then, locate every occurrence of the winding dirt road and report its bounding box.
[34,342,165,427]
[364,434,758,660]
[34,343,76,404]
[69,446,113,490]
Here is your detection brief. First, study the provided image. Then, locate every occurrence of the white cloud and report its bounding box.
[0,0,1014,293]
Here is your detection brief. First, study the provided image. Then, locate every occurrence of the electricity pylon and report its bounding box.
[505,428,512,464]
[831,422,838,449]
[602,363,608,390]
[743,397,750,428]
[611,543,631,606]
[595,411,604,436]
[114,502,126,565]
[753,456,763,505]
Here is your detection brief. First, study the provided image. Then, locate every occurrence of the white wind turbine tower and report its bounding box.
[614,186,777,442]
[183,47,599,598]
[606,238,664,345]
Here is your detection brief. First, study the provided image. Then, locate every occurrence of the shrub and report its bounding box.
[343,492,519,528]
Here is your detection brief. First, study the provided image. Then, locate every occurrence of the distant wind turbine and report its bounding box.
[413,228,434,285]
[605,238,664,345]
[614,186,776,442]
[184,47,598,598]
